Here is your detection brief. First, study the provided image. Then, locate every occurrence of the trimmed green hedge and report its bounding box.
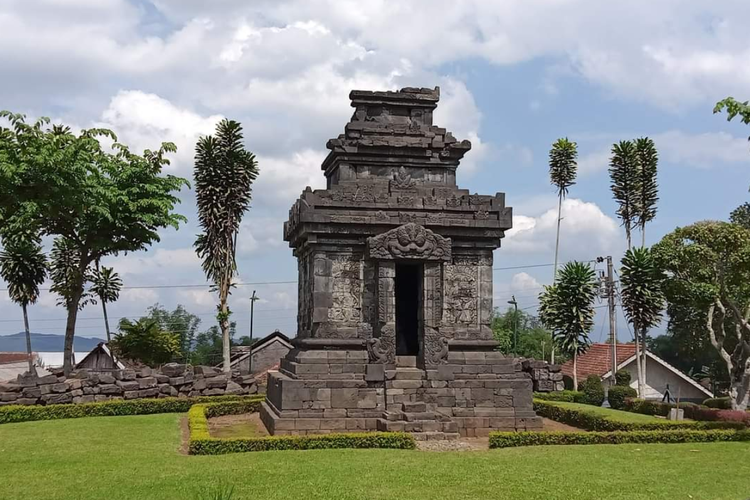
[624,398,750,425]
[188,402,416,454]
[0,395,263,425]
[534,400,745,431]
[703,397,733,410]
[489,428,750,448]
[533,391,587,403]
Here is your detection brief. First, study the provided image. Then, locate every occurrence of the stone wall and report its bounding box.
[521,359,563,392]
[0,363,257,406]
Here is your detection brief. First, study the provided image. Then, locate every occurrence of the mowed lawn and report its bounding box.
[2,414,750,500]
[540,401,687,423]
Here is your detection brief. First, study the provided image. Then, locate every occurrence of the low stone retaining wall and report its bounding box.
[521,359,563,392]
[0,363,257,406]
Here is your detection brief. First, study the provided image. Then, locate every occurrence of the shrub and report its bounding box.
[533,400,744,431]
[624,398,750,426]
[608,386,637,410]
[0,394,263,425]
[703,397,732,410]
[489,429,750,449]
[188,402,415,454]
[615,370,631,387]
[623,398,671,417]
[562,375,575,390]
[533,391,587,403]
[578,375,605,406]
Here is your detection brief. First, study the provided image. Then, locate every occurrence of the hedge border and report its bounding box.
[534,400,746,431]
[0,394,264,425]
[489,428,750,448]
[188,401,416,454]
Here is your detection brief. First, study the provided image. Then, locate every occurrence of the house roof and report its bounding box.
[228,330,292,367]
[561,343,713,398]
[561,343,636,380]
[75,343,126,370]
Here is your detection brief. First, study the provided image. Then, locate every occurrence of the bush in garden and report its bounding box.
[615,370,631,387]
[578,375,605,406]
[608,386,637,409]
[703,397,732,410]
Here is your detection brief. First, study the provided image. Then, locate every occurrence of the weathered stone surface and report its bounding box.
[99,384,122,395]
[138,377,157,389]
[98,373,116,384]
[225,381,246,395]
[205,376,228,389]
[42,393,72,405]
[116,380,140,392]
[161,363,187,377]
[0,382,22,393]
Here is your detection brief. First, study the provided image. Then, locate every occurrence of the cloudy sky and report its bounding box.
[1,0,749,345]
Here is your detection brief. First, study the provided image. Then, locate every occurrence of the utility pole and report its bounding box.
[508,296,518,357]
[597,256,618,385]
[249,290,259,373]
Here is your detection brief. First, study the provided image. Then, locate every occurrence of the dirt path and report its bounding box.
[208,412,269,438]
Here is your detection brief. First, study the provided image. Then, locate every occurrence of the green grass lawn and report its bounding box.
[541,401,686,424]
[2,414,750,500]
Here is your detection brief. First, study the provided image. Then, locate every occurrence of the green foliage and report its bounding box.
[615,369,631,386]
[548,138,578,197]
[198,482,235,500]
[624,398,750,426]
[0,235,47,307]
[534,400,743,431]
[90,265,122,305]
[653,221,750,409]
[609,140,639,246]
[144,303,202,363]
[703,397,733,410]
[192,323,237,366]
[112,318,181,366]
[608,386,637,410]
[489,429,750,449]
[539,261,597,359]
[619,246,665,349]
[0,111,189,373]
[49,237,92,310]
[0,395,262,425]
[533,391,587,403]
[633,137,659,238]
[730,202,750,230]
[714,97,750,132]
[578,375,605,406]
[188,402,415,455]
[491,307,556,360]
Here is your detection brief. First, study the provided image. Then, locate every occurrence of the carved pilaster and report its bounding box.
[423,262,443,328]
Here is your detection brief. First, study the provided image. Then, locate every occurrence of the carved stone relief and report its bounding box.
[368,223,451,261]
[424,327,449,365]
[390,166,416,190]
[368,324,396,364]
[444,258,478,325]
[328,255,362,323]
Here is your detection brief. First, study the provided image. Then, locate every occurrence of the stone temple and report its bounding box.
[260,87,542,438]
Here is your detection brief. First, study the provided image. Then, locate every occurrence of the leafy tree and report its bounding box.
[194,119,259,372]
[192,322,237,367]
[0,112,188,375]
[111,318,181,366]
[143,304,202,363]
[715,98,750,231]
[491,307,559,361]
[653,221,750,410]
[609,140,639,249]
[730,202,750,230]
[619,247,665,397]
[0,235,47,373]
[539,261,598,389]
[633,137,659,247]
[90,264,122,343]
[548,138,578,279]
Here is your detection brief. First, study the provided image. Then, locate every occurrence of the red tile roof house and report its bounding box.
[0,352,51,382]
[561,343,713,403]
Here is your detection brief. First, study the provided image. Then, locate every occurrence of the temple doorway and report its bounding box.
[395,263,422,356]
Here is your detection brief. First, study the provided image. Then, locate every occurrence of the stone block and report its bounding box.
[124,391,140,399]
[155,374,170,384]
[162,363,188,377]
[203,388,224,396]
[225,381,246,395]
[66,379,82,391]
[0,382,22,393]
[15,398,38,405]
[73,395,95,404]
[295,418,321,430]
[138,367,153,378]
[22,387,41,398]
[138,388,160,398]
[117,380,140,391]
[168,377,186,386]
[331,388,359,409]
[73,370,88,380]
[365,364,385,382]
[356,390,378,409]
[42,393,72,405]
[98,373,116,384]
[192,379,207,391]
[205,376,228,389]
[390,380,422,389]
[37,375,59,385]
[120,370,137,381]
[0,392,18,402]
[51,383,68,393]
[99,384,122,395]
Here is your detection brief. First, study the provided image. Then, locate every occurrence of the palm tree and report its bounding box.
[91,263,122,343]
[620,247,665,397]
[634,137,659,247]
[609,140,639,249]
[0,236,47,374]
[194,119,259,372]
[548,138,578,280]
[539,261,598,389]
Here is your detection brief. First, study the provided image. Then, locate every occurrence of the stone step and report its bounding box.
[405,421,441,433]
[401,401,427,413]
[396,356,417,368]
[412,431,460,441]
[403,411,436,422]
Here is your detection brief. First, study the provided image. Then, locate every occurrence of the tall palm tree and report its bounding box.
[194,119,259,372]
[609,140,639,249]
[91,263,122,343]
[548,138,578,280]
[634,137,659,247]
[539,261,598,389]
[620,247,665,397]
[0,236,47,374]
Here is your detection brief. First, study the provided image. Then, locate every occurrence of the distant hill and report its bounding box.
[0,333,106,352]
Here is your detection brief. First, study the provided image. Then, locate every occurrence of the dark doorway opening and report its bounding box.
[395,263,422,356]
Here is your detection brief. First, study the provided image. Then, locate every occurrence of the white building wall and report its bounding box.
[623,357,708,402]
